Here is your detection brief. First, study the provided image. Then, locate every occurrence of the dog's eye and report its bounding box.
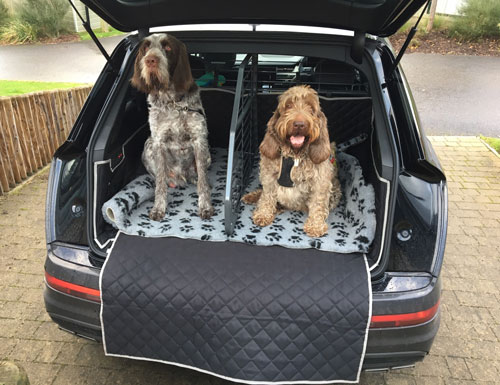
[285,103,293,109]
[161,41,171,51]
[143,41,151,51]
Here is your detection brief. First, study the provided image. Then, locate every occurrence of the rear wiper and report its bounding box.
[387,0,431,82]
[67,0,118,74]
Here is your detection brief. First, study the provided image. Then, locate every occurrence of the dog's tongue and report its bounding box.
[290,135,305,148]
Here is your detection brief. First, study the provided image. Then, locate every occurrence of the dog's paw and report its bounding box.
[149,207,166,221]
[241,189,262,205]
[253,210,275,227]
[304,218,328,238]
[199,204,214,220]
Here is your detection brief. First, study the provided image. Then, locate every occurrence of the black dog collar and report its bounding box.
[278,157,299,187]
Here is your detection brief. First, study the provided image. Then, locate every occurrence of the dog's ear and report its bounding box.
[260,110,281,160]
[309,111,331,164]
[131,40,150,94]
[172,40,194,94]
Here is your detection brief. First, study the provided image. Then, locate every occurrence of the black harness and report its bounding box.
[277,153,336,188]
[277,157,299,188]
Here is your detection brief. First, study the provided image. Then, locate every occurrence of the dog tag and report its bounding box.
[278,157,296,188]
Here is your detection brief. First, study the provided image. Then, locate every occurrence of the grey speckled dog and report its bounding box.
[131,33,213,220]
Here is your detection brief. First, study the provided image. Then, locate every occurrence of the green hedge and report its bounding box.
[450,0,500,40]
[17,0,71,39]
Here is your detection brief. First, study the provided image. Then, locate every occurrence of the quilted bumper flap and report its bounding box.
[100,233,372,383]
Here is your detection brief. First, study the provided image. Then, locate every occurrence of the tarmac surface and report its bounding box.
[0,136,499,385]
[0,36,499,136]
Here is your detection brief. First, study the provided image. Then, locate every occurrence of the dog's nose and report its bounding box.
[145,56,158,67]
[293,121,305,130]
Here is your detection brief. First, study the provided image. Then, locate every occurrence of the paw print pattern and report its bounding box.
[160,224,172,232]
[201,224,215,231]
[309,239,323,249]
[249,226,263,234]
[270,224,285,232]
[265,232,282,242]
[335,238,347,247]
[242,234,257,244]
[180,225,194,233]
[234,220,245,230]
[169,200,184,208]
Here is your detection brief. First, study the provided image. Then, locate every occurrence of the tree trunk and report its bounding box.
[426,0,438,33]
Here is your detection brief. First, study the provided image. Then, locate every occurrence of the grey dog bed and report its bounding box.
[102,148,376,253]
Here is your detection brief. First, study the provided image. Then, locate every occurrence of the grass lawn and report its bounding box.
[0,80,86,97]
[480,135,500,154]
[79,27,124,41]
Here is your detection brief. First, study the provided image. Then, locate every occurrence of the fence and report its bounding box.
[0,86,92,195]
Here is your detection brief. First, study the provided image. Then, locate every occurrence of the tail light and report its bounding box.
[45,271,101,303]
[370,301,440,328]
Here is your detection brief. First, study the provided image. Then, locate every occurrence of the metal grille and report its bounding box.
[254,56,369,97]
[224,54,258,235]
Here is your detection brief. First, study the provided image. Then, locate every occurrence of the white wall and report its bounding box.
[69,0,101,33]
[436,0,465,16]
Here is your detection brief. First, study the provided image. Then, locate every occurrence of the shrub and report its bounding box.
[0,0,10,28]
[16,0,71,39]
[450,0,500,40]
[0,19,36,44]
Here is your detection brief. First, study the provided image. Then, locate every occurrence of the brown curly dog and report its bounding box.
[242,85,341,237]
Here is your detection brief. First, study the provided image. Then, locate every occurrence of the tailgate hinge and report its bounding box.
[387,0,431,82]
[68,0,118,74]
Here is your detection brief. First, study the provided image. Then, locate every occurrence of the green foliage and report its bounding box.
[0,0,10,27]
[16,0,71,39]
[0,19,36,44]
[426,15,452,32]
[397,14,453,35]
[78,27,124,41]
[450,0,500,40]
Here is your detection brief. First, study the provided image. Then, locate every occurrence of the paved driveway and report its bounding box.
[401,54,500,137]
[0,136,499,384]
[0,36,123,83]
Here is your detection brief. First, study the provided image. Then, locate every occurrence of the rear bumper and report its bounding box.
[44,245,441,370]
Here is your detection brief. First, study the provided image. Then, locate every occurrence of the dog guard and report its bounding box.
[100,233,372,384]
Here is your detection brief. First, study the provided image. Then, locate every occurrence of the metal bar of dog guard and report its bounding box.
[225,54,253,235]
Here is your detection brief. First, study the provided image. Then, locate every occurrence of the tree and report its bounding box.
[426,0,438,32]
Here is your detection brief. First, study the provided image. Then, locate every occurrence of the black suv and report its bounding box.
[44,0,447,380]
